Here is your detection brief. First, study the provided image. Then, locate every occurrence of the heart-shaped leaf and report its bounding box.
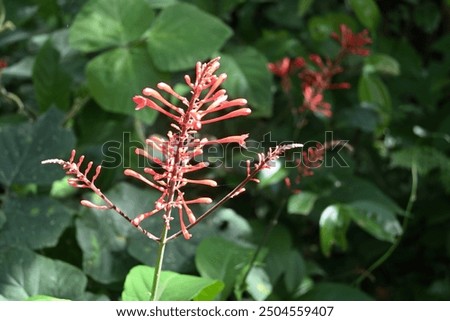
[146,3,232,71]
[86,47,163,124]
[69,0,155,52]
[0,108,75,187]
[122,265,223,301]
[0,247,87,300]
[0,196,73,250]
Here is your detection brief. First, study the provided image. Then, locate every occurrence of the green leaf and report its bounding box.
[184,0,246,18]
[86,47,163,124]
[332,177,403,215]
[0,108,76,187]
[284,250,306,293]
[75,182,159,284]
[32,40,71,111]
[195,236,255,299]
[26,295,69,301]
[287,191,318,215]
[364,54,400,76]
[122,265,224,301]
[391,146,448,176]
[300,282,372,300]
[220,46,273,117]
[0,0,5,26]
[358,73,392,125]
[349,0,381,31]
[245,266,272,301]
[69,0,155,52]
[146,3,232,71]
[298,0,315,17]
[319,205,351,257]
[0,196,73,250]
[413,2,441,34]
[347,201,402,243]
[257,159,287,188]
[0,209,5,230]
[0,247,87,300]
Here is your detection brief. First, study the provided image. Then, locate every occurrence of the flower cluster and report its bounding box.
[268,24,372,118]
[127,57,251,239]
[43,57,301,241]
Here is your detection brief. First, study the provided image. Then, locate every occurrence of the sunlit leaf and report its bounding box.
[69,0,155,52]
[146,3,232,71]
[122,265,223,301]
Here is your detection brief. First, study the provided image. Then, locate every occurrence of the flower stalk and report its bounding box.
[42,57,302,300]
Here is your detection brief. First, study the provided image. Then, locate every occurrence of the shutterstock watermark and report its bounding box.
[101,131,350,170]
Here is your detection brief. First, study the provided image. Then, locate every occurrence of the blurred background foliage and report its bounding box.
[0,0,449,301]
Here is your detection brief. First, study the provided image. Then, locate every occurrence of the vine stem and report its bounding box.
[354,162,418,285]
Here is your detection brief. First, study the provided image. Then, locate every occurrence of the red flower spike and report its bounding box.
[128,57,253,239]
[331,24,372,56]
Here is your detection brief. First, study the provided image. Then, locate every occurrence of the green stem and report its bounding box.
[149,223,169,301]
[355,162,418,286]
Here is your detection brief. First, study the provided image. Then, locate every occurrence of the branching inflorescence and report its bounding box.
[42,57,301,241]
[268,24,372,118]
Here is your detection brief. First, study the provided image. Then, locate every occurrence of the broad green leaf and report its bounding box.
[364,54,400,76]
[220,46,273,117]
[332,177,403,215]
[413,2,441,34]
[32,40,71,111]
[0,196,73,250]
[319,205,351,257]
[300,282,372,300]
[69,0,155,52]
[26,295,69,301]
[287,191,318,215]
[348,201,402,243]
[184,0,245,18]
[336,105,379,133]
[86,47,163,124]
[75,182,159,284]
[0,108,75,187]
[349,0,381,31]
[195,236,255,299]
[122,265,224,301]
[245,266,272,301]
[146,3,232,71]
[0,247,87,300]
[391,146,448,176]
[358,73,392,125]
[284,250,306,293]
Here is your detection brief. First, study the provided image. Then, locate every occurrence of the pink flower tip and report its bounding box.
[133,96,147,110]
